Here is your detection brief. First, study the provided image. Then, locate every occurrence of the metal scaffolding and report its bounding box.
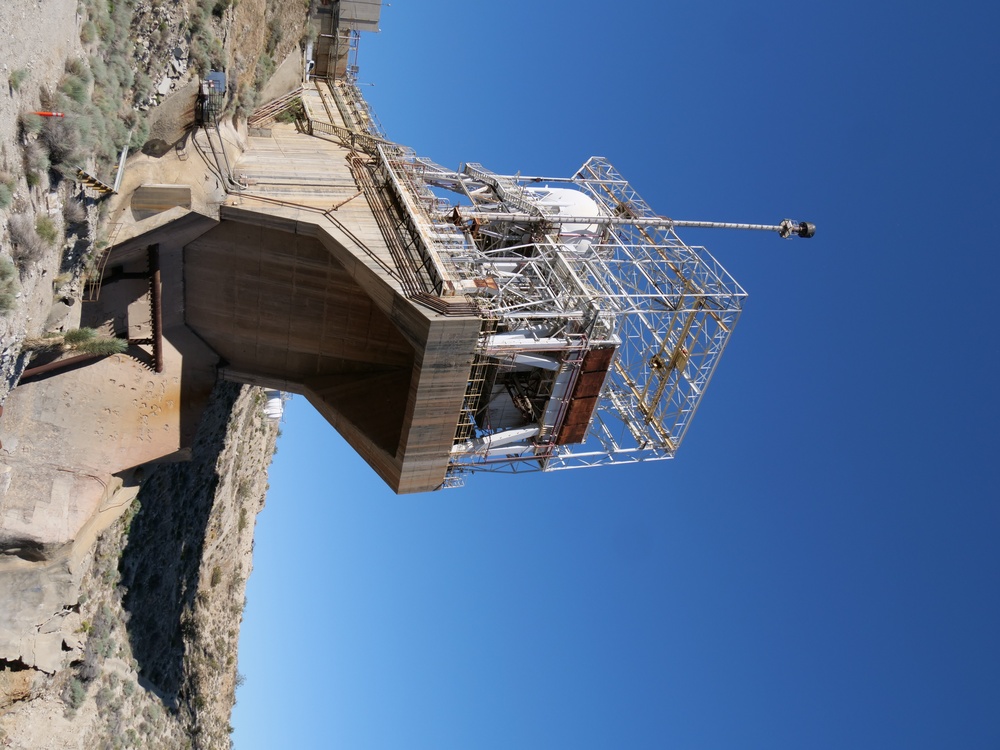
[323,76,809,487]
[429,157,747,476]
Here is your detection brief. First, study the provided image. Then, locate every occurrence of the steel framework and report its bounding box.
[323,77,808,487]
[353,138,749,479]
[432,158,746,476]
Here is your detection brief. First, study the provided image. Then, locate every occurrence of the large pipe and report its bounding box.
[451,426,541,454]
[20,353,102,380]
[446,209,815,238]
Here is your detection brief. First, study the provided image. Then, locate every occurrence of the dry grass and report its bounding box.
[7,213,48,266]
[0,256,18,313]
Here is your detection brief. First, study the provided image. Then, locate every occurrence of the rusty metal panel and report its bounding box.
[553,346,616,444]
[563,396,599,426]
[581,345,616,373]
[572,370,607,399]
[556,396,599,445]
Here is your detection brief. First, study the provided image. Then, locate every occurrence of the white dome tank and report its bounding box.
[525,187,602,238]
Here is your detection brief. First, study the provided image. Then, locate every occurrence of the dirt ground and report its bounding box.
[0,0,82,153]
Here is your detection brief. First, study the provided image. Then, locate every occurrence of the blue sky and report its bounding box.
[232,1,1000,748]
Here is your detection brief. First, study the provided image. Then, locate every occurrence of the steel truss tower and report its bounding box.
[323,76,812,488]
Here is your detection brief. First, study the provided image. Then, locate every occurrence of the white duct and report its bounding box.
[451,425,541,454]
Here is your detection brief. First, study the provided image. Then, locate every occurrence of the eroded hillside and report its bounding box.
[1,383,278,750]
[0,0,307,746]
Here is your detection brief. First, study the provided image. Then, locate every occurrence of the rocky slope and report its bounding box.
[0,382,278,750]
[0,383,278,750]
[0,0,306,746]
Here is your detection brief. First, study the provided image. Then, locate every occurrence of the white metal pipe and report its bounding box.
[451,426,541,454]
[513,353,561,371]
[445,209,795,234]
[484,335,571,352]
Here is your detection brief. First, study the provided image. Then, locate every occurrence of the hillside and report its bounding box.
[1,383,278,750]
[0,1,306,746]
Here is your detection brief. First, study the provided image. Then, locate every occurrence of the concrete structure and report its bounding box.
[337,0,381,32]
[312,0,381,80]
[57,106,482,494]
[3,5,813,518]
[4,66,810,506]
[184,207,480,493]
[0,2,816,681]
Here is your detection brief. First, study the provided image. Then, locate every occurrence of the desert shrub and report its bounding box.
[188,38,211,77]
[60,74,89,105]
[107,52,134,91]
[275,99,304,123]
[95,12,112,38]
[189,2,211,34]
[65,677,87,709]
[0,256,19,313]
[233,86,261,120]
[21,333,62,353]
[35,215,59,244]
[80,20,97,44]
[63,327,98,345]
[88,55,108,88]
[211,566,222,587]
[41,0,149,177]
[134,71,152,102]
[143,703,164,724]
[65,58,92,86]
[8,69,28,91]
[79,648,102,682]
[41,116,86,166]
[267,16,285,55]
[189,6,225,76]
[0,184,11,210]
[78,605,116,681]
[8,214,46,264]
[19,112,43,135]
[95,685,114,711]
[29,328,126,355]
[75,336,128,356]
[24,140,50,181]
[129,118,150,149]
[63,197,87,224]
[75,113,98,144]
[255,53,276,91]
[212,0,232,17]
[8,214,34,244]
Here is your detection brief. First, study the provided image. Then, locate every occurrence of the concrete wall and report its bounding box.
[338,0,381,31]
[185,212,481,493]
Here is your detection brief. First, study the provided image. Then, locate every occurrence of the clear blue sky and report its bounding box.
[233,2,1000,748]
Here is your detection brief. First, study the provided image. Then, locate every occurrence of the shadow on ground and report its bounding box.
[118,381,240,702]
